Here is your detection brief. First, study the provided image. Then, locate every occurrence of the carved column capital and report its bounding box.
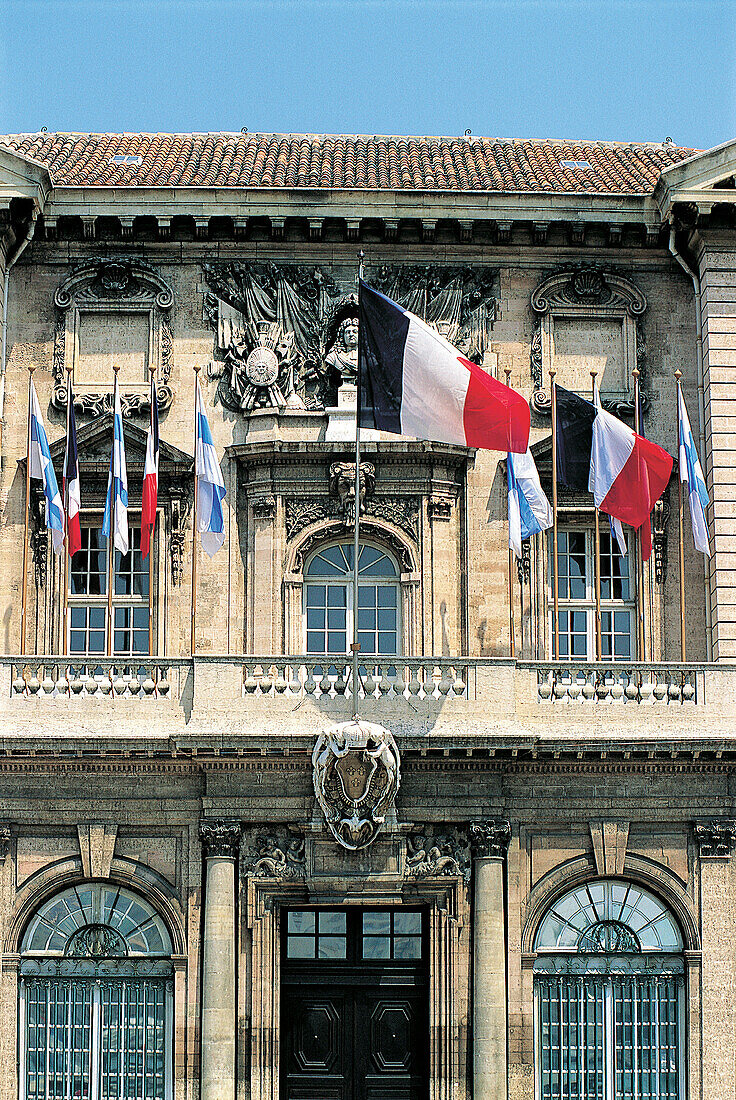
[694,820,736,858]
[200,821,242,859]
[470,820,511,860]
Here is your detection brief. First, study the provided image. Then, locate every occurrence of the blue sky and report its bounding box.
[1,0,734,149]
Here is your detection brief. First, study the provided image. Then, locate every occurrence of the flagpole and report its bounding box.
[191,366,200,657]
[675,370,687,661]
[106,366,119,658]
[633,368,646,660]
[148,366,156,657]
[62,366,72,657]
[505,368,516,658]
[20,365,35,657]
[591,371,603,661]
[550,369,560,660]
[352,252,365,714]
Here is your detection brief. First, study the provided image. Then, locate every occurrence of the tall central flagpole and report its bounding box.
[633,368,646,660]
[352,252,365,714]
[191,366,200,657]
[549,370,560,660]
[148,366,156,657]
[20,364,35,657]
[106,365,119,658]
[505,368,516,658]
[675,370,687,661]
[591,371,603,661]
[62,366,72,656]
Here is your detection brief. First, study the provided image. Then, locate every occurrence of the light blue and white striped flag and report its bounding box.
[195,376,227,556]
[678,384,709,555]
[507,446,553,560]
[102,376,129,555]
[29,379,64,553]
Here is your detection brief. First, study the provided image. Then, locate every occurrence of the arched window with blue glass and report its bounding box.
[304,542,400,656]
[19,882,174,1100]
[533,878,685,1100]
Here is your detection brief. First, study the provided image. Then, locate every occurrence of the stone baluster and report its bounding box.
[470,820,511,1100]
[200,821,241,1100]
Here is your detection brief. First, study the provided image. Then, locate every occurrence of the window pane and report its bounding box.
[317,937,346,959]
[287,936,315,959]
[377,586,397,607]
[288,911,315,934]
[327,631,346,653]
[394,912,421,934]
[393,936,422,959]
[363,912,391,934]
[318,911,346,934]
[363,936,391,959]
[327,586,347,608]
[307,608,325,629]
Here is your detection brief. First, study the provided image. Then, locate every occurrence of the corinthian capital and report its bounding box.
[694,820,736,858]
[469,820,511,859]
[200,820,241,859]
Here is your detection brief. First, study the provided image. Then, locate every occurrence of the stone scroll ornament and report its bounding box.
[312,720,401,851]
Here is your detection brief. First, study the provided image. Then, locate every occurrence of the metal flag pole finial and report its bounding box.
[352,252,365,715]
[675,369,686,661]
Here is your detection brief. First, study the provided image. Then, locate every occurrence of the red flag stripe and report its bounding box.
[600,435,673,531]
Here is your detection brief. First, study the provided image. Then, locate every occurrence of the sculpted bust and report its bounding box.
[325,315,359,386]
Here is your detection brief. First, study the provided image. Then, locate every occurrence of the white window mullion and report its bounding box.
[605,982,614,1100]
[90,982,101,1100]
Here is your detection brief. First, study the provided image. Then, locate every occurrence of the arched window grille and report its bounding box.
[533,879,684,1100]
[19,883,173,1100]
[304,542,400,656]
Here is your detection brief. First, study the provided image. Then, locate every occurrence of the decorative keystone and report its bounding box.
[200,821,242,859]
[694,820,736,858]
[469,820,511,859]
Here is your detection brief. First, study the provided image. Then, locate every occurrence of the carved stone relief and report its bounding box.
[241,830,306,880]
[285,495,420,545]
[203,263,499,412]
[52,258,175,417]
[529,266,647,416]
[312,720,401,850]
[406,828,471,883]
[329,461,375,523]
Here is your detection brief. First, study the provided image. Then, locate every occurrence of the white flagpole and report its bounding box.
[20,365,35,657]
[106,366,119,657]
[352,252,365,714]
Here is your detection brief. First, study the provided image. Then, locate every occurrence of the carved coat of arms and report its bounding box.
[312,720,400,850]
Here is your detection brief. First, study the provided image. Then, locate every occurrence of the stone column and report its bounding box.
[200,821,241,1100]
[470,820,511,1100]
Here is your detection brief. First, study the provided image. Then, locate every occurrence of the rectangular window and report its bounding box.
[549,527,634,660]
[68,525,151,657]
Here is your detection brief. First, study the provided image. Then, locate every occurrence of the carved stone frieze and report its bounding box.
[313,720,400,851]
[286,494,420,544]
[241,830,306,880]
[694,820,736,858]
[52,258,174,417]
[203,262,499,412]
[469,820,511,859]
[252,495,277,520]
[329,461,375,523]
[406,828,471,883]
[200,820,242,859]
[428,497,453,522]
[529,266,647,417]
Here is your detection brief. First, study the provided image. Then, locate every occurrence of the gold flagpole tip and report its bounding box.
[590,368,597,379]
[28,364,36,375]
[632,367,640,379]
[66,363,73,375]
[549,368,556,379]
[193,364,201,375]
[674,369,682,382]
[113,363,120,375]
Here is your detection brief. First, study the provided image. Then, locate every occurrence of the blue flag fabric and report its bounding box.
[102,377,129,554]
[507,447,553,560]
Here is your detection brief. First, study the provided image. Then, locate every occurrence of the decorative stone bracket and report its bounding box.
[469,819,511,859]
[694,820,736,858]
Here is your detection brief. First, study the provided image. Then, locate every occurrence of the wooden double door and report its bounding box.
[280,907,429,1100]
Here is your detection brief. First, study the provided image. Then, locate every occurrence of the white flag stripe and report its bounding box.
[401,315,470,444]
[195,377,227,557]
[29,382,65,553]
[678,386,710,555]
[589,403,635,507]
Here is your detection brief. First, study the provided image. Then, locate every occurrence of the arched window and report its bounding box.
[533,879,684,1100]
[20,883,173,1100]
[304,542,400,655]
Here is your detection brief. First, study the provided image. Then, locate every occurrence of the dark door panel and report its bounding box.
[282,990,350,1100]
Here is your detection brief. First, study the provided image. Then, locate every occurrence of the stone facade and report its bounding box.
[0,133,734,1099]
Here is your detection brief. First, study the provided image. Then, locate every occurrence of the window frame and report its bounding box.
[67,518,154,658]
[302,541,402,658]
[548,524,636,661]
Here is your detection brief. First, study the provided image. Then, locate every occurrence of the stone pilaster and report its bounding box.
[695,819,736,1100]
[470,820,511,1100]
[200,821,241,1100]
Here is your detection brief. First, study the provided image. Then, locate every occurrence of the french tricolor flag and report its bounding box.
[359,282,529,453]
[63,374,81,558]
[141,374,159,561]
[556,385,673,531]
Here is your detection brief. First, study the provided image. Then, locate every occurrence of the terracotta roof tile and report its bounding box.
[0,132,697,194]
